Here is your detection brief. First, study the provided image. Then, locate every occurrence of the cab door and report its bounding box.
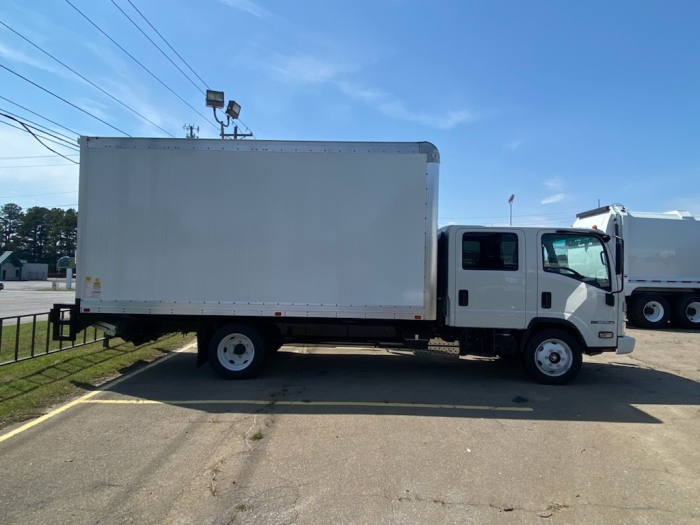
[538,231,618,346]
[452,229,527,329]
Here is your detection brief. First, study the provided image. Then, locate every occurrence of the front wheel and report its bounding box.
[209,324,267,379]
[524,329,583,385]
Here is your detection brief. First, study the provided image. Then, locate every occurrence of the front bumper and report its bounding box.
[616,335,635,355]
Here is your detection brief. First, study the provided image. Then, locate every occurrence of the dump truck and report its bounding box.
[574,204,700,329]
[50,138,634,384]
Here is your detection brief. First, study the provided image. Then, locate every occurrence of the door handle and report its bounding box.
[541,292,552,309]
[458,290,468,306]
[606,293,615,307]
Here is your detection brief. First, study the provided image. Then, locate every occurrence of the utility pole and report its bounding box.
[231,125,252,140]
[183,124,199,138]
[508,194,515,226]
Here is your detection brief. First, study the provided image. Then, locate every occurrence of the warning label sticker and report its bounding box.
[84,276,93,298]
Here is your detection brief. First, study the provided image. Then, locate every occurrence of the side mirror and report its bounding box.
[615,237,623,276]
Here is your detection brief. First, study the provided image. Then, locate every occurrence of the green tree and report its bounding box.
[44,208,67,267]
[60,208,78,256]
[17,206,50,262]
[0,203,24,253]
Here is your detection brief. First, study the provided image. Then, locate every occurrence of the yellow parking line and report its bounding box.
[81,399,533,412]
[0,342,196,444]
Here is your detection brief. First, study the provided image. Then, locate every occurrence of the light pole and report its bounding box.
[205,90,252,139]
[508,194,515,225]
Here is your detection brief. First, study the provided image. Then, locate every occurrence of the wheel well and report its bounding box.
[522,319,586,354]
[628,290,700,302]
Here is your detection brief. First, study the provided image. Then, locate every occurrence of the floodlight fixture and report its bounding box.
[205,90,225,109]
[225,100,241,120]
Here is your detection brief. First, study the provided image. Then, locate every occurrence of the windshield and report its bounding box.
[542,233,611,291]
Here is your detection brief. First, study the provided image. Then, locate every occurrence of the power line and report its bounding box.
[118,1,255,138]
[0,191,77,199]
[0,115,79,163]
[0,106,76,143]
[0,20,173,138]
[110,0,203,94]
[0,95,80,136]
[0,62,130,136]
[0,114,77,149]
[0,201,79,209]
[0,163,77,169]
[126,0,209,90]
[0,119,79,152]
[0,154,79,160]
[236,119,255,138]
[65,0,219,131]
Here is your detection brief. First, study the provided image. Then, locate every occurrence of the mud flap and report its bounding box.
[196,321,214,367]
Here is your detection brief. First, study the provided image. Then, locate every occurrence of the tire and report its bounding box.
[630,293,670,329]
[671,294,700,330]
[208,324,267,379]
[524,329,583,385]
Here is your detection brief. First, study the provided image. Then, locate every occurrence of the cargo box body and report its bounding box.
[574,205,700,291]
[77,138,439,321]
[574,204,700,329]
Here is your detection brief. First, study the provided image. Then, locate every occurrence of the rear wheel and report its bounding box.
[671,294,700,330]
[209,324,267,379]
[630,293,670,329]
[524,329,583,385]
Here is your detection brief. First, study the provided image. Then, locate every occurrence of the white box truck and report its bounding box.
[574,204,700,330]
[51,138,634,384]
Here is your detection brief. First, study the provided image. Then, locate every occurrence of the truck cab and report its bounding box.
[438,226,634,384]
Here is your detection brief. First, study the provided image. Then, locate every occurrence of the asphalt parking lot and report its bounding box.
[1,327,699,524]
[0,281,75,321]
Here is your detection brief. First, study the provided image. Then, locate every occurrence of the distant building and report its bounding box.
[0,251,49,281]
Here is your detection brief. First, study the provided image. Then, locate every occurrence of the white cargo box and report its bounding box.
[77,138,439,320]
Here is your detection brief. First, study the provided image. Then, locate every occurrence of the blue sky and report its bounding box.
[1,0,698,226]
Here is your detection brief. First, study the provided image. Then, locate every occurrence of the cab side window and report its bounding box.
[462,232,518,271]
[541,233,611,290]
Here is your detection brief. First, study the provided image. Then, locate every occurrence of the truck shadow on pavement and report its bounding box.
[100,349,700,425]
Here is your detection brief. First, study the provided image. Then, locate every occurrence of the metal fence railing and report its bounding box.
[0,312,108,367]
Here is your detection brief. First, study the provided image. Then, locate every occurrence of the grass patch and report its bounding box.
[0,332,194,430]
[249,431,263,441]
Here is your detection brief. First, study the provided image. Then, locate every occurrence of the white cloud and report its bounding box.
[268,54,352,83]
[337,80,477,130]
[541,193,565,205]
[253,51,477,130]
[219,0,272,20]
[75,98,111,123]
[540,177,567,204]
[504,138,525,150]
[0,42,61,76]
[100,78,182,136]
[544,177,563,192]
